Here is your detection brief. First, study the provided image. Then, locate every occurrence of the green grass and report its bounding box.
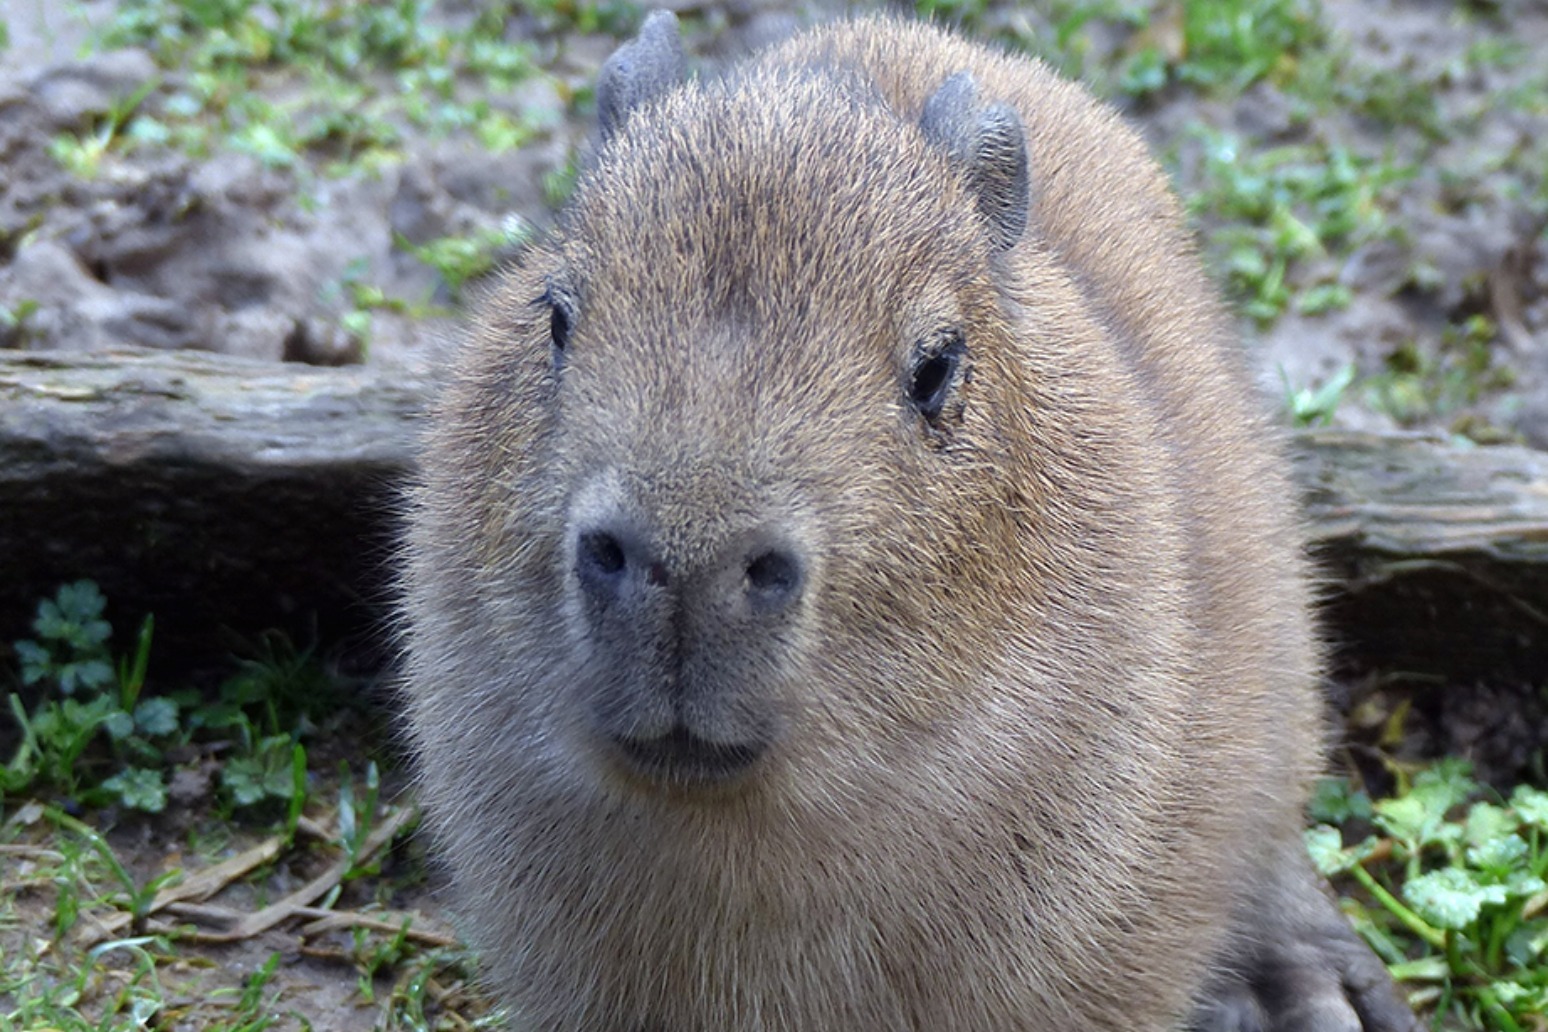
[1362,315,1517,440]
[2,583,495,1031]
[1312,761,1548,1030]
[1282,362,1355,427]
[34,0,594,349]
[914,0,1327,98]
[403,220,529,301]
[1111,0,1327,98]
[1187,129,1409,324]
[522,0,641,36]
[49,0,564,178]
[2,582,347,819]
[1,814,493,1030]
[40,0,1534,362]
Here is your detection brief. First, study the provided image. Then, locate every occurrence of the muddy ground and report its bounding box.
[2,0,1546,438]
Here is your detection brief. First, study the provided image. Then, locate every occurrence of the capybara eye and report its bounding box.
[549,294,572,356]
[539,284,574,372]
[909,332,966,422]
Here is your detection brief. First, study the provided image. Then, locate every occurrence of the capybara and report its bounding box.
[399,13,1416,1031]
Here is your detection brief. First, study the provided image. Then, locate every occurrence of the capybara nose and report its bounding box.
[573,521,804,619]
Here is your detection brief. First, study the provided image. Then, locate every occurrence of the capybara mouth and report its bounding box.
[611,725,766,784]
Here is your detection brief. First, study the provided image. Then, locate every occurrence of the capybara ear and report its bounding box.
[918,71,1029,252]
[597,10,687,142]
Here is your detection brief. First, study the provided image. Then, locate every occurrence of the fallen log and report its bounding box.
[2,348,1545,680]
[0,348,422,670]
[1292,431,1548,682]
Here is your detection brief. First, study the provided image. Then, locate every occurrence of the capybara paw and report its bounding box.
[1190,918,1416,1032]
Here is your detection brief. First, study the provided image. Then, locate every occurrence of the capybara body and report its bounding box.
[400,15,1414,1032]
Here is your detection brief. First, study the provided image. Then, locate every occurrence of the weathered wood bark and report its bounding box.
[0,349,425,670]
[2,348,1546,680]
[1291,432,1548,682]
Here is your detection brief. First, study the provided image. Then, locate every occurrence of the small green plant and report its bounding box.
[205,628,348,735]
[352,918,413,1002]
[4,582,340,819]
[230,951,286,1030]
[523,0,642,36]
[3,585,465,1029]
[189,633,339,816]
[1363,316,1514,436]
[336,760,384,887]
[0,297,41,347]
[14,580,115,696]
[1332,64,1445,138]
[1111,0,1328,100]
[405,219,528,300]
[1173,0,1325,92]
[1188,129,1407,324]
[1282,362,1355,427]
[919,0,1327,100]
[228,118,299,169]
[48,808,182,933]
[4,581,165,807]
[1,931,171,1032]
[379,944,491,1031]
[1312,760,1548,1030]
[47,80,160,178]
[914,0,1134,85]
[298,105,402,172]
[220,733,304,809]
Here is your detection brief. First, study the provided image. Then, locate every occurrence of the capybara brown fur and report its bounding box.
[399,13,1417,1032]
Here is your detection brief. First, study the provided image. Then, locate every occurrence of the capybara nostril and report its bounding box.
[743,547,802,610]
[580,530,627,575]
[575,529,630,601]
[575,524,676,603]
